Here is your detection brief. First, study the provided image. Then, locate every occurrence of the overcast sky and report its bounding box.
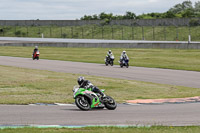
[0,0,199,20]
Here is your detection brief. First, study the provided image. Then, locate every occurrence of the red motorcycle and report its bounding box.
[32,50,40,60]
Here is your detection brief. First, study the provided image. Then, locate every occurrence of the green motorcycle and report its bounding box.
[73,85,117,111]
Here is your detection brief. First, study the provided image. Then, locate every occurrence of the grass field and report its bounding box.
[1,25,200,41]
[0,65,199,104]
[0,46,200,71]
[1,126,200,133]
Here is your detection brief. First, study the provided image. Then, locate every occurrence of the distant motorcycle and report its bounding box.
[32,50,40,60]
[119,57,129,68]
[73,85,117,111]
[105,55,114,66]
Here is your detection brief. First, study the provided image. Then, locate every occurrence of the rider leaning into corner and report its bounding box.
[120,50,129,61]
[77,76,106,97]
[33,46,39,55]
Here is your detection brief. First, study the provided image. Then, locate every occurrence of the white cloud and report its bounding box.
[148,0,158,2]
[0,0,199,20]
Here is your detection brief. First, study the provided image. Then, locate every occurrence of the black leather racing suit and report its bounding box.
[79,80,104,96]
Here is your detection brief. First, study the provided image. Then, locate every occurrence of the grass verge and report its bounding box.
[1,126,200,133]
[0,65,199,104]
[0,46,200,71]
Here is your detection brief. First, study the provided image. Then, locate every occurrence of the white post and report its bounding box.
[188,35,191,43]
[42,33,44,38]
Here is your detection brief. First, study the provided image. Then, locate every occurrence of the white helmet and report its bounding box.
[35,46,38,49]
[123,51,126,54]
[108,50,111,53]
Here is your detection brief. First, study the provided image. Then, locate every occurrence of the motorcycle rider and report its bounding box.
[77,76,106,97]
[33,46,39,55]
[120,50,129,62]
[106,50,113,61]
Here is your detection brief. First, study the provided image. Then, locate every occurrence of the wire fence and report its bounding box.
[0,25,200,41]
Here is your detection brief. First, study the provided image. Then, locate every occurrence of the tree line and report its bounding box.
[80,1,200,20]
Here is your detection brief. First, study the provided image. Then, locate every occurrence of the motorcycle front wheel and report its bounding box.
[110,61,113,66]
[126,63,129,68]
[75,95,90,111]
[105,61,108,66]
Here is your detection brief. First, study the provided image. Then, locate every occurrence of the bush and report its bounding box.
[62,33,67,38]
[100,19,110,26]
[15,31,21,37]
[189,19,199,26]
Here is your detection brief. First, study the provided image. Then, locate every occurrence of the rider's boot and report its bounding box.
[99,91,106,98]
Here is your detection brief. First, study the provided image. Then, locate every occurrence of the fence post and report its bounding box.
[3,26,4,36]
[153,26,155,40]
[82,27,84,39]
[15,26,16,37]
[188,26,191,42]
[92,26,94,39]
[71,27,73,38]
[112,26,114,39]
[176,26,179,41]
[26,27,28,37]
[50,26,52,38]
[132,26,134,40]
[164,26,166,40]
[60,27,62,38]
[102,26,104,39]
[142,26,144,40]
[122,27,124,40]
[188,26,191,36]
[38,27,40,37]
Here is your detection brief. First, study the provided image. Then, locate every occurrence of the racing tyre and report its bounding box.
[75,95,90,111]
[126,63,129,68]
[104,96,117,110]
[110,61,113,66]
[105,62,108,66]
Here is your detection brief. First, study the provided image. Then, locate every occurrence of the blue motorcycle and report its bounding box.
[119,58,129,68]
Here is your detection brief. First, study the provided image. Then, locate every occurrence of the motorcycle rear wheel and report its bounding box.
[104,96,117,110]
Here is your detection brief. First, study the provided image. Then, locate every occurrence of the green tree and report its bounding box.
[169,0,193,14]
[99,12,113,20]
[164,11,176,18]
[182,0,193,10]
[92,14,98,20]
[182,8,195,17]
[123,11,136,19]
[81,15,93,20]
[194,1,200,11]
[169,3,183,14]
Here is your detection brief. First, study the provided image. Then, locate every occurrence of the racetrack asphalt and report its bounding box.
[0,103,200,126]
[0,56,200,88]
[0,56,200,126]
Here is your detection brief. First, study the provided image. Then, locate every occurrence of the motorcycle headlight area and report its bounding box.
[73,87,79,93]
